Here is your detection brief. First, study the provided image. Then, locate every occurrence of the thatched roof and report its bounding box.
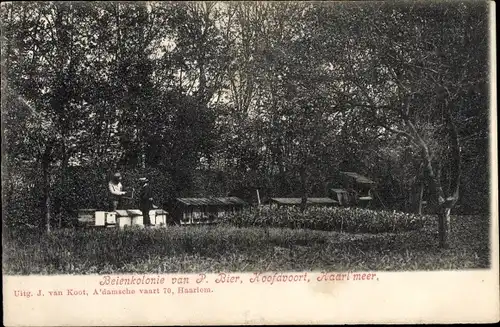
[340,172,376,185]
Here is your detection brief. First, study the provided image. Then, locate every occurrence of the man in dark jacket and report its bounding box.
[139,177,154,227]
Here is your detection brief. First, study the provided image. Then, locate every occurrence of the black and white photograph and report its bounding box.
[1,0,495,280]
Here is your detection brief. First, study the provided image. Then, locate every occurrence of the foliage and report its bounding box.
[4,166,175,229]
[222,206,427,233]
[1,1,491,239]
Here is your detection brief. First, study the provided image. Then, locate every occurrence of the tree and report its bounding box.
[3,2,95,231]
[325,1,489,247]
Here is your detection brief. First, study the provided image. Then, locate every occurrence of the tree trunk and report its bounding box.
[55,142,69,228]
[417,181,424,215]
[411,180,425,214]
[438,206,451,248]
[41,143,54,233]
[299,164,307,212]
[141,140,146,169]
[42,159,51,233]
[407,116,459,249]
[436,105,461,248]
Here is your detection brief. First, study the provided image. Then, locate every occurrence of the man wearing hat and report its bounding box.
[139,177,154,227]
[109,172,127,211]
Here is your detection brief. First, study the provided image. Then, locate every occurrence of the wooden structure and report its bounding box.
[329,189,351,207]
[77,208,168,229]
[116,209,143,228]
[338,172,376,207]
[172,197,248,225]
[268,197,338,208]
[77,209,115,228]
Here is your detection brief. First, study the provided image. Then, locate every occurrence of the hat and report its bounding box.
[138,177,149,182]
[113,172,121,178]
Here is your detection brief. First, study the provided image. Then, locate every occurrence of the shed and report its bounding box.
[172,197,249,225]
[339,172,376,207]
[269,197,338,208]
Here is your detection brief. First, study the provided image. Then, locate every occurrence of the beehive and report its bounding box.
[77,208,168,229]
[95,211,106,226]
[116,210,132,229]
[154,209,168,226]
[106,212,117,225]
[129,210,143,226]
[77,209,97,226]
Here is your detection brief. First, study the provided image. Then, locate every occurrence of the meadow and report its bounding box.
[2,208,490,275]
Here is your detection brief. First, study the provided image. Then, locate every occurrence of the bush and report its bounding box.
[221,206,428,233]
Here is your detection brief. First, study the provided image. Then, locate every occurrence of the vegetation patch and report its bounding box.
[221,206,429,233]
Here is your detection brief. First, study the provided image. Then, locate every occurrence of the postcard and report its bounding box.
[2,1,498,325]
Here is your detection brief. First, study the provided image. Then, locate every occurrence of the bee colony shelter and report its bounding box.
[339,171,376,207]
[171,197,249,225]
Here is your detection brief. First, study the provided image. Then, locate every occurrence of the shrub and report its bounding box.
[221,206,428,233]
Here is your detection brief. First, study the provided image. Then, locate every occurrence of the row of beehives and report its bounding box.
[77,209,168,229]
[174,197,249,225]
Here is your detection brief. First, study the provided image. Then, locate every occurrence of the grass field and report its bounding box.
[2,214,490,275]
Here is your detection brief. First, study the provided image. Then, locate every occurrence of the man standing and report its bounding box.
[139,177,154,227]
[108,172,126,211]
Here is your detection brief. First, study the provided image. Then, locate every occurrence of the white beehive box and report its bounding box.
[116,210,131,229]
[132,215,143,226]
[106,212,116,225]
[155,209,168,226]
[95,211,106,226]
[117,217,131,229]
[127,209,143,226]
[147,210,156,225]
[101,209,168,229]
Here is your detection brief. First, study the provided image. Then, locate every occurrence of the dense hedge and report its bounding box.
[221,206,428,233]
